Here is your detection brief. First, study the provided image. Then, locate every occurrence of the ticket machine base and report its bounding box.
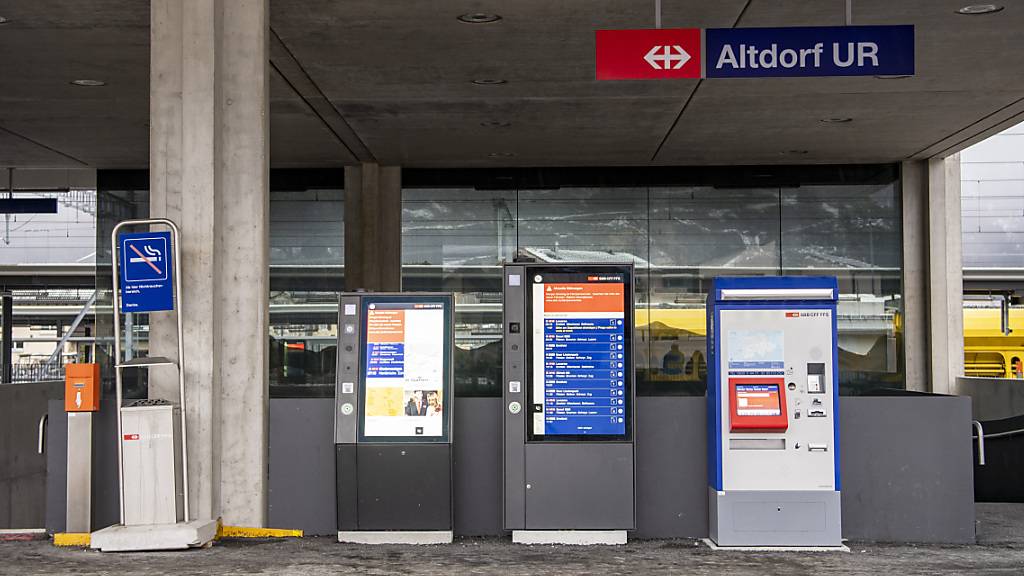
[337,530,453,545]
[709,487,842,548]
[512,530,627,545]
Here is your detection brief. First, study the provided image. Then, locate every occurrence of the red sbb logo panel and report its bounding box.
[595,28,702,80]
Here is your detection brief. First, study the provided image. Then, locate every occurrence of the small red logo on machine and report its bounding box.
[123,434,140,440]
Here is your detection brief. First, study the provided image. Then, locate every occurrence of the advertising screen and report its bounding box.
[734,384,782,416]
[358,297,450,442]
[527,267,632,441]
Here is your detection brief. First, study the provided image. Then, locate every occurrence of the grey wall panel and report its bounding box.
[959,377,1024,421]
[840,397,975,543]
[266,396,974,542]
[269,399,337,536]
[453,397,503,536]
[45,400,67,533]
[0,381,62,529]
[634,397,708,538]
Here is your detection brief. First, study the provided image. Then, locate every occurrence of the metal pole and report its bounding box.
[111,222,126,523]
[1,291,12,383]
[169,220,190,523]
[845,0,852,25]
[655,0,662,28]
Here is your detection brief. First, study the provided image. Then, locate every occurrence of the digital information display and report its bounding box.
[359,299,450,441]
[529,270,630,439]
[734,384,782,417]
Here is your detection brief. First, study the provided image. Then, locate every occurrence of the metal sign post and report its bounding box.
[90,218,216,552]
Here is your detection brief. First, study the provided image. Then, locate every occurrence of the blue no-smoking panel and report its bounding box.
[706,25,914,78]
[118,231,174,313]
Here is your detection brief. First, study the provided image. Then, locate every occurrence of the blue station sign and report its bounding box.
[118,231,174,313]
[705,25,914,78]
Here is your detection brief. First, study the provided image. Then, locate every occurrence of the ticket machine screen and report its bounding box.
[729,378,788,431]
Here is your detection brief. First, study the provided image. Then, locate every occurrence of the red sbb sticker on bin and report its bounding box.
[123,434,140,441]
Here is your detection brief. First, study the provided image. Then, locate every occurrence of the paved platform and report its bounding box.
[1,504,1022,575]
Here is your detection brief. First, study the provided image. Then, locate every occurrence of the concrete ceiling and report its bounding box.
[1,1,1023,169]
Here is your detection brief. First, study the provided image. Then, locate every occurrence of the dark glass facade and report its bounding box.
[401,166,903,398]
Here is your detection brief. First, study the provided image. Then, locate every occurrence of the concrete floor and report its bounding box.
[2,504,1023,575]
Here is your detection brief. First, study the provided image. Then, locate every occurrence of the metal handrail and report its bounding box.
[38,413,47,455]
[972,426,1024,441]
[111,218,189,524]
[972,421,986,466]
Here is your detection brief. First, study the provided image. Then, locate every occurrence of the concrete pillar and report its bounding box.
[900,156,965,395]
[927,154,965,395]
[901,161,929,392]
[344,164,402,292]
[149,0,269,526]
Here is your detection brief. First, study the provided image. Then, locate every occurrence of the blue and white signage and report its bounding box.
[705,25,914,78]
[118,231,174,313]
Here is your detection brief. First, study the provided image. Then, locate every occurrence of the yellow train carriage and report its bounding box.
[964,307,1024,379]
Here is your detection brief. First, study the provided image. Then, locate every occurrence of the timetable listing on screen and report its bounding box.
[361,301,447,439]
[531,278,628,437]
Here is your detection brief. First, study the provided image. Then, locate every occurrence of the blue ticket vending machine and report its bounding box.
[707,276,842,547]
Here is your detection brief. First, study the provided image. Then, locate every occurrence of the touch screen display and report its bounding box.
[734,384,782,417]
[528,269,631,439]
[360,300,449,441]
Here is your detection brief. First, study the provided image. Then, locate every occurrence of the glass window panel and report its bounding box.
[268,177,344,397]
[270,189,344,266]
[781,183,903,394]
[402,189,515,398]
[644,187,781,396]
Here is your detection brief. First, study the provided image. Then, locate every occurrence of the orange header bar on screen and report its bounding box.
[366,309,405,343]
[543,283,625,314]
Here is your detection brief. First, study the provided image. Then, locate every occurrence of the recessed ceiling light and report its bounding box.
[957,4,1003,14]
[480,120,512,128]
[488,152,516,158]
[820,117,852,123]
[0,17,9,24]
[457,13,502,24]
[70,79,106,87]
[472,78,507,85]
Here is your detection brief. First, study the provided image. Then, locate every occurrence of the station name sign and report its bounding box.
[596,25,914,80]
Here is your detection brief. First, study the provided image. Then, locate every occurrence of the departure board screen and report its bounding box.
[358,297,451,442]
[527,267,632,441]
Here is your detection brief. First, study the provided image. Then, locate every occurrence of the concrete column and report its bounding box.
[149,0,269,526]
[901,161,929,392]
[900,156,965,395]
[344,164,402,292]
[927,154,965,395]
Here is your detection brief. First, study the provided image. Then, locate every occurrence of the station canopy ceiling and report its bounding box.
[0,1,1022,169]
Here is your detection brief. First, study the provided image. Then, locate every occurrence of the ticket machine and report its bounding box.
[334,293,454,544]
[707,276,841,547]
[503,264,635,544]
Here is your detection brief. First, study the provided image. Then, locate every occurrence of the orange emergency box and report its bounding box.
[65,363,101,412]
